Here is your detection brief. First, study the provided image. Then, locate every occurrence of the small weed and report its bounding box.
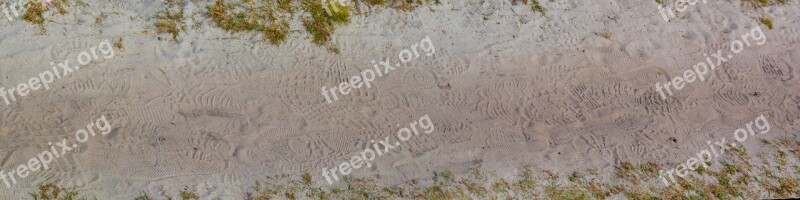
[602,31,613,40]
[114,38,124,49]
[179,187,199,200]
[569,171,582,183]
[760,17,774,29]
[696,165,707,175]
[29,183,83,200]
[22,1,47,32]
[302,173,313,186]
[95,14,105,25]
[492,179,511,194]
[530,0,546,16]
[155,0,186,42]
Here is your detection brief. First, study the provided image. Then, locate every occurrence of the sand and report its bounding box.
[0,0,799,199]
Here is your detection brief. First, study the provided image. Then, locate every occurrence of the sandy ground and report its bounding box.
[0,0,799,199]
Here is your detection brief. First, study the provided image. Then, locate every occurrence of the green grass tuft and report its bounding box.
[760,17,774,29]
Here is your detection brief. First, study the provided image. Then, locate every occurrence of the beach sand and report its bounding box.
[0,0,799,199]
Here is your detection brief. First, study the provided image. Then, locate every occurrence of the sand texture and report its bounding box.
[0,0,799,199]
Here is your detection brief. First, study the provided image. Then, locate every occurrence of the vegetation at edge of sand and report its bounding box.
[15,0,545,49]
[530,0,546,16]
[37,135,800,199]
[22,0,70,33]
[157,0,445,50]
[301,0,349,48]
[29,183,83,200]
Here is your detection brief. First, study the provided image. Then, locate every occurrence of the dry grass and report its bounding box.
[22,2,46,31]
[19,0,70,32]
[155,0,186,42]
[743,0,771,7]
[197,0,442,49]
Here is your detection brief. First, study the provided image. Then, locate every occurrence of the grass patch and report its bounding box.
[302,173,313,186]
[29,183,83,200]
[31,142,800,200]
[530,0,546,16]
[168,0,448,49]
[155,0,186,42]
[21,0,70,32]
